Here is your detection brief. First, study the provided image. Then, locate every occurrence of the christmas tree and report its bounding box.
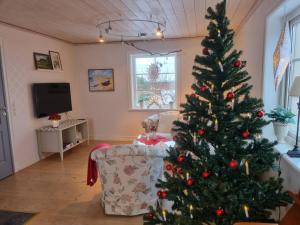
[144,1,291,225]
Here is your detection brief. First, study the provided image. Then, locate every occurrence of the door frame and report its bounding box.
[0,37,15,173]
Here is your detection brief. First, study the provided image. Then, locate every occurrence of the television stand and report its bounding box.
[36,119,89,160]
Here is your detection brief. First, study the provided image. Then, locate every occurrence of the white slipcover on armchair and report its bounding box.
[141,111,181,135]
[91,144,167,216]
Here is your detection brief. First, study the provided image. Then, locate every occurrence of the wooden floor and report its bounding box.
[0,140,143,225]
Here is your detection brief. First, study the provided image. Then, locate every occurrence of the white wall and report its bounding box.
[0,23,80,171]
[235,0,282,98]
[74,38,202,141]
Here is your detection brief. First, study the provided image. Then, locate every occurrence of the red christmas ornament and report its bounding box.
[173,136,177,141]
[242,130,250,138]
[203,47,210,55]
[177,155,185,163]
[229,159,238,169]
[191,93,197,98]
[166,164,173,171]
[202,171,210,178]
[161,191,168,199]
[216,208,225,217]
[200,85,208,92]
[256,111,265,118]
[197,129,205,136]
[177,167,183,174]
[234,59,241,68]
[147,212,154,218]
[157,191,162,198]
[226,92,235,100]
[187,178,194,186]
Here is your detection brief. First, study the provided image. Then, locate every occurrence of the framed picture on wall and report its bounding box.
[49,51,63,71]
[88,69,114,92]
[33,52,53,70]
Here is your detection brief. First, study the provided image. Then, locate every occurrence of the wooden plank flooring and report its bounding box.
[0,140,143,225]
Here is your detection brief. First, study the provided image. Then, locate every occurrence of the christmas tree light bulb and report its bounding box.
[189,205,193,219]
[214,118,218,131]
[208,102,212,114]
[186,172,190,180]
[244,205,249,218]
[162,210,167,221]
[245,161,249,175]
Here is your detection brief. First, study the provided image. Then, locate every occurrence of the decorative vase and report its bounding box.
[273,122,289,143]
[52,120,60,128]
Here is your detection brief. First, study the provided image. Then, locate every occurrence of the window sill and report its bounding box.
[129,108,179,112]
[274,142,300,174]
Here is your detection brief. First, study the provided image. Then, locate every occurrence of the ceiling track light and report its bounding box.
[98,31,104,43]
[96,18,166,42]
[156,23,162,37]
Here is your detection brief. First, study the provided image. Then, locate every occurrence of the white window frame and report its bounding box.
[129,53,179,111]
[280,15,300,140]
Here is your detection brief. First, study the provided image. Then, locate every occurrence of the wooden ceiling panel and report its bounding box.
[0,0,261,44]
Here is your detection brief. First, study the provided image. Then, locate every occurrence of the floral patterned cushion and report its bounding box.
[91,144,167,215]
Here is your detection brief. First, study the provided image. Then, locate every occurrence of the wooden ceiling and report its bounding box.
[0,0,261,44]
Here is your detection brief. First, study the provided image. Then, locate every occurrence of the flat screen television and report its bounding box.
[32,83,72,118]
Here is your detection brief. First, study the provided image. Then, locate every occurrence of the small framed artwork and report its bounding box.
[88,69,114,92]
[33,52,53,70]
[49,51,63,71]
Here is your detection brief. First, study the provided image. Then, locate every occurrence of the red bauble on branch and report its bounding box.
[173,136,177,141]
[187,178,194,186]
[157,190,167,199]
[200,85,208,92]
[147,212,154,218]
[161,191,168,199]
[197,129,205,136]
[226,92,235,100]
[242,130,250,138]
[256,111,265,118]
[202,171,210,178]
[229,159,238,169]
[177,155,185,163]
[203,47,210,55]
[191,93,197,98]
[234,59,241,68]
[166,164,173,171]
[216,208,225,217]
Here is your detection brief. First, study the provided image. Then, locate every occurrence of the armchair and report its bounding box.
[91,144,167,216]
[142,111,181,134]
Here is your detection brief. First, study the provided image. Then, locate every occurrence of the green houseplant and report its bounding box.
[138,95,149,109]
[267,107,295,143]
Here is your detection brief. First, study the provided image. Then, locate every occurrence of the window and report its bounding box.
[283,17,300,132]
[130,54,177,110]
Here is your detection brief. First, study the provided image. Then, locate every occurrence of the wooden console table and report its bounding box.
[36,119,89,160]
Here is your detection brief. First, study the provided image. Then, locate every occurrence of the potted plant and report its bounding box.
[48,113,61,128]
[138,95,149,109]
[267,107,295,143]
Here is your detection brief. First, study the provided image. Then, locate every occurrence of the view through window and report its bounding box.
[131,54,177,110]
